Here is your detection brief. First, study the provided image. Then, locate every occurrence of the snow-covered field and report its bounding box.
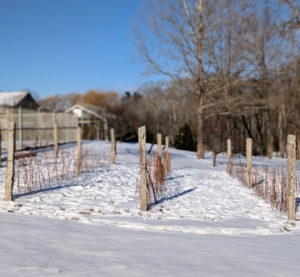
[0,141,300,276]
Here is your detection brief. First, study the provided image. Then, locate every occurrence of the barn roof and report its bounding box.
[0,91,30,106]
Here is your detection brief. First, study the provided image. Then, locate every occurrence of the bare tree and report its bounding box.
[280,0,300,28]
[132,0,258,158]
[133,0,231,158]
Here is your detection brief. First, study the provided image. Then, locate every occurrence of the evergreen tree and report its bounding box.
[173,124,196,151]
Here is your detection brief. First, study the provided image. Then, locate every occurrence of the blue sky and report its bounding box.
[0,0,150,99]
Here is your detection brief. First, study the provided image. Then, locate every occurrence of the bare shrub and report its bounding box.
[231,162,297,213]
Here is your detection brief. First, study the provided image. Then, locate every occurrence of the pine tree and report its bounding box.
[173,124,196,151]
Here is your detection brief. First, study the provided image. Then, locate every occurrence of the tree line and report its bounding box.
[39,0,300,159]
[131,0,300,159]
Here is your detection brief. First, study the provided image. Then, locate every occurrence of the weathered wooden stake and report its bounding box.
[157,133,162,157]
[104,120,108,141]
[53,123,58,158]
[138,126,147,211]
[246,138,252,188]
[287,135,296,220]
[165,136,169,152]
[77,127,82,174]
[110,128,116,164]
[65,115,68,143]
[227,139,232,174]
[4,122,16,201]
[37,107,41,146]
[6,109,10,142]
[18,106,23,150]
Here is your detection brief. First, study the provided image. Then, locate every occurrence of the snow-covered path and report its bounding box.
[0,141,300,276]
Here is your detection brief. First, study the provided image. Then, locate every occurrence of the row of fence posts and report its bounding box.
[3,123,82,201]
[138,126,169,211]
[4,126,117,202]
[226,135,297,220]
[4,123,297,220]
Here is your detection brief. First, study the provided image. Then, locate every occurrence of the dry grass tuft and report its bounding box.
[154,155,165,188]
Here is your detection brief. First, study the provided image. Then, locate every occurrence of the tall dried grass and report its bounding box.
[231,161,299,213]
[135,153,168,209]
[14,146,108,197]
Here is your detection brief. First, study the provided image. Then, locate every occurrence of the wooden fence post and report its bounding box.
[18,106,23,150]
[37,107,41,146]
[6,108,10,142]
[165,136,169,152]
[77,127,82,174]
[165,136,172,173]
[80,117,84,138]
[287,134,296,220]
[4,122,16,201]
[52,110,56,125]
[138,126,147,211]
[65,115,68,143]
[104,120,108,141]
[227,139,232,174]
[246,138,252,188]
[53,123,58,158]
[110,128,116,164]
[157,133,162,157]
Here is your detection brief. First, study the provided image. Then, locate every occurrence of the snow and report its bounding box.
[0,141,300,276]
[0,91,28,106]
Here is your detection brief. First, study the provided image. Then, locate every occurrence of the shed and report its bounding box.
[65,104,111,140]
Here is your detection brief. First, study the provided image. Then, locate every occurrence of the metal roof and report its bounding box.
[0,91,30,106]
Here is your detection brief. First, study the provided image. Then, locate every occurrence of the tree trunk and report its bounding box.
[197,94,205,158]
[266,112,273,159]
[297,132,300,160]
[196,0,205,159]
[227,139,232,174]
[278,106,285,158]
[212,151,217,167]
